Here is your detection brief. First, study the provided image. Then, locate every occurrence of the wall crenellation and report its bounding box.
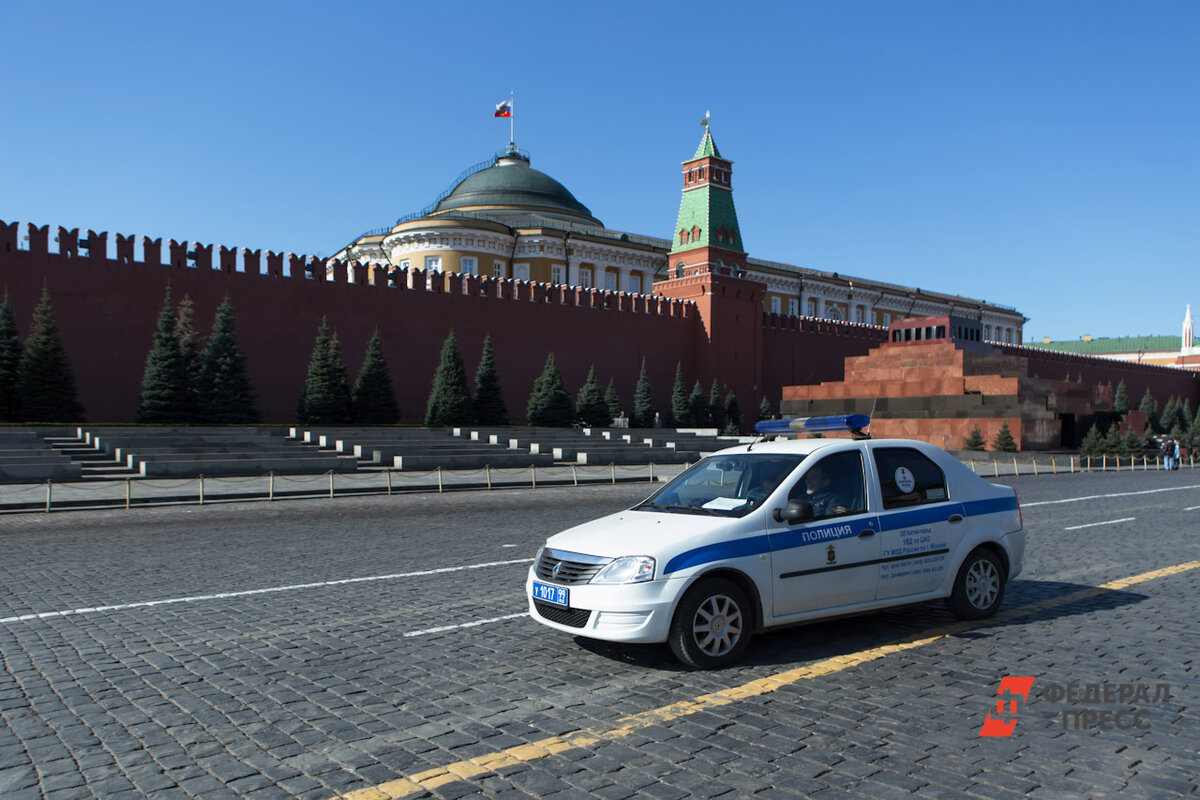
[2,219,696,321]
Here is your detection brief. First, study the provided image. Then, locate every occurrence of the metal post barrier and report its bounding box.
[572,465,578,487]
[969,460,976,472]
[1116,455,1120,472]
[1012,455,1018,475]
[437,467,443,493]
[45,480,52,513]
[386,469,392,495]
[486,465,492,490]
[329,471,335,499]
[199,475,205,505]
[1070,455,1075,473]
[268,472,274,501]
[531,466,537,489]
[1032,457,1038,476]
[1102,455,1107,471]
[126,477,132,510]
[650,463,655,483]
[611,463,617,484]
[1051,456,1057,475]
[993,460,999,478]
[1143,455,1147,471]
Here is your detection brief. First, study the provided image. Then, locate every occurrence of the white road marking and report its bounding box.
[404,612,530,637]
[1064,517,1136,531]
[1023,484,1200,507]
[1185,505,1200,512]
[0,558,534,625]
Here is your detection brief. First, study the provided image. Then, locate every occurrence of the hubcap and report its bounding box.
[692,594,743,657]
[965,559,1000,609]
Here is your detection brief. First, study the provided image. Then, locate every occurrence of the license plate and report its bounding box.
[532,580,569,607]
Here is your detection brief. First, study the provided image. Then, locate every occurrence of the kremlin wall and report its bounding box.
[2,129,1196,447]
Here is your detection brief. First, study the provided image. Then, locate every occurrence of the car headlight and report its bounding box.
[590,556,656,584]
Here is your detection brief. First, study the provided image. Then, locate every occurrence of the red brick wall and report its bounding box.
[0,221,697,424]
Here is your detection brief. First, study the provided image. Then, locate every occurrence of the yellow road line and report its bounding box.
[333,560,1200,800]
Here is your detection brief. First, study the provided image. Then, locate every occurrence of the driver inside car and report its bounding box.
[792,458,861,519]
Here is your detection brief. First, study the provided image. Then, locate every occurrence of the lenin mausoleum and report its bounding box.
[1,128,1196,449]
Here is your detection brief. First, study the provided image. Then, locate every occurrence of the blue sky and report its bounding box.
[2,0,1195,342]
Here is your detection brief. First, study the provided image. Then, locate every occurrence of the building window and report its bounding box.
[424,255,441,272]
[807,298,818,316]
[883,312,891,325]
[551,264,565,284]
[728,229,736,243]
[984,325,992,341]
[855,306,865,323]
[675,262,685,278]
[579,267,593,288]
[788,298,798,317]
[680,229,688,245]
[460,257,477,276]
[514,263,530,281]
[770,297,781,314]
[630,273,642,294]
[399,259,410,270]
[605,271,617,292]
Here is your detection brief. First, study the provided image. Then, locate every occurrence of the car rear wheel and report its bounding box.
[945,547,1006,619]
[669,577,751,669]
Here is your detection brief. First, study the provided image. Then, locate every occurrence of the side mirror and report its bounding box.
[773,500,814,524]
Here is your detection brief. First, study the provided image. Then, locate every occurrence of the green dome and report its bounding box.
[433,151,601,225]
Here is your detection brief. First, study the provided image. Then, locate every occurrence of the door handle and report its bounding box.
[948,514,964,523]
[857,529,876,538]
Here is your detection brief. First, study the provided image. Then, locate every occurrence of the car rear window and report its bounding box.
[872,447,948,509]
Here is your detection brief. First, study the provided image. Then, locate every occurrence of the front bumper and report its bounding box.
[525,569,684,644]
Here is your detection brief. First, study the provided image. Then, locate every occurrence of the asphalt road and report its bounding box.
[0,471,1197,799]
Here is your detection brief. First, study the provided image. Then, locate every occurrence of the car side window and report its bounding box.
[872,447,948,509]
[788,451,867,520]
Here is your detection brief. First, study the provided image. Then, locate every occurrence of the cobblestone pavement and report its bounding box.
[0,472,1196,799]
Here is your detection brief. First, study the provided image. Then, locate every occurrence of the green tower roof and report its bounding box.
[671,129,744,256]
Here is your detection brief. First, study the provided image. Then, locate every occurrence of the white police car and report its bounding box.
[527,415,1025,668]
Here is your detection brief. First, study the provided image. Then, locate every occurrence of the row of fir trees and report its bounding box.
[0,289,84,423]
[1079,380,1200,456]
[419,332,746,432]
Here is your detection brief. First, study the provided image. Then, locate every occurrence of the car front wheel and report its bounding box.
[945,547,1006,619]
[669,577,751,669]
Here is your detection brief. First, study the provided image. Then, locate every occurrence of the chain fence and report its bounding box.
[0,453,1193,514]
[0,463,691,514]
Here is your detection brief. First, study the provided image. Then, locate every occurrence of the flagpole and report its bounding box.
[509,91,515,148]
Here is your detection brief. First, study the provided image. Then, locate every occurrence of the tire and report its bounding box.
[945,547,1006,620]
[668,577,752,669]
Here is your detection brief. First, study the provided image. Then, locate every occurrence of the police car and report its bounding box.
[527,415,1025,668]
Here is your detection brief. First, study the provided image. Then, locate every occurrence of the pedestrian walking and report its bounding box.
[1172,438,1181,470]
[1161,438,1176,471]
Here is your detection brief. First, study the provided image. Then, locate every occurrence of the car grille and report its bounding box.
[535,549,611,585]
[533,601,591,628]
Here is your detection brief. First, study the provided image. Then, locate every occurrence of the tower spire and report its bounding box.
[668,121,745,276]
[1184,304,1194,352]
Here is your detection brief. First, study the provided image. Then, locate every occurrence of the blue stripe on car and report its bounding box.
[661,494,1018,575]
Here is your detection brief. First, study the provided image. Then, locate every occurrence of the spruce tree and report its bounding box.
[688,380,708,427]
[472,334,508,425]
[424,330,473,426]
[603,378,621,424]
[632,358,655,428]
[1138,387,1158,430]
[1079,424,1103,456]
[526,352,573,427]
[1123,428,1144,454]
[668,362,688,427]
[15,286,84,422]
[299,318,353,424]
[198,297,260,424]
[1181,398,1194,430]
[175,293,202,422]
[352,329,399,424]
[963,427,986,451]
[1102,422,1126,455]
[708,379,724,431]
[757,395,772,421]
[991,420,1018,452]
[137,287,192,423]
[722,391,742,435]
[1112,380,1129,416]
[0,294,21,421]
[1159,396,1181,435]
[575,365,609,427]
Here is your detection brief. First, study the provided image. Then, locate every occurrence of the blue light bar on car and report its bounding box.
[753,414,871,435]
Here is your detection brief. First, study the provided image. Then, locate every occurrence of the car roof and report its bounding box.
[713,437,945,458]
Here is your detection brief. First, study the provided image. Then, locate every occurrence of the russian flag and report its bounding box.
[494,100,512,118]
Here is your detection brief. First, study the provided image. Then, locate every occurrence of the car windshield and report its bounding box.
[635,453,807,518]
